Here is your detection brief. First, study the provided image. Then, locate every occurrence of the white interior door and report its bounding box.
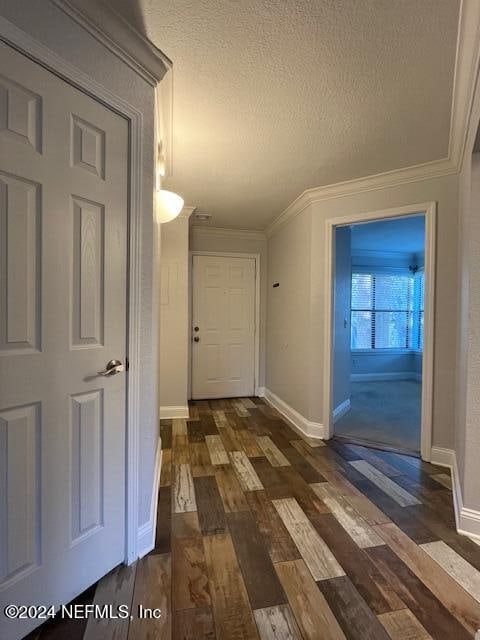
[192,254,255,399]
[0,42,128,640]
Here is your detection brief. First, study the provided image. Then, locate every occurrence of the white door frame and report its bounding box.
[189,251,261,398]
[323,201,436,461]
[0,17,144,562]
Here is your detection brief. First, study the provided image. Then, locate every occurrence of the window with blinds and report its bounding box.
[351,271,424,350]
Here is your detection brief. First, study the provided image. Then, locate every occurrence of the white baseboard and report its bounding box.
[430,446,480,541]
[256,386,266,397]
[137,438,162,558]
[351,372,422,382]
[333,398,351,423]
[263,388,324,439]
[159,405,190,419]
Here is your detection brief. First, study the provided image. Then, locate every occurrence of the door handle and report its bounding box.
[98,359,125,376]
[193,336,200,342]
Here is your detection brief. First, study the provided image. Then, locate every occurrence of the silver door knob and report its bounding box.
[98,359,125,376]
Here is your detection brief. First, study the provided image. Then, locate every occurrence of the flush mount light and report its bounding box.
[156,188,184,223]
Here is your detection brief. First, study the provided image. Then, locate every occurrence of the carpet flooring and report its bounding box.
[334,380,421,453]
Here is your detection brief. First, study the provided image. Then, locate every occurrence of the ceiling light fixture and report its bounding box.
[155,142,184,223]
[155,188,184,224]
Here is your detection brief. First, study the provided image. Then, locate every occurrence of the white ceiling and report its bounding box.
[107,0,459,230]
[351,215,425,255]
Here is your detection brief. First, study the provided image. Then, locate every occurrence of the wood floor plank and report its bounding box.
[212,409,229,427]
[317,575,391,640]
[173,464,197,513]
[203,533,259,640]
[230,451,264,491]
[241,398,257,409]
[173,607,216,640]
[173,418,188,437]
[367,545,471,640]
[160,420,172,449]
[154,487,171,554]
[420,540,480,602]
[193,475,227,535]
[310,512,403,614]
[322,470,391,525]
[245,490,301,563]
[227,510,287,609]
[346,444,404,477]
[172,535,211,611]
[280,445,326,483]
[214,464,250,512]
[205,434,229,465]
[172,512,201,540]
[238,429,264,457]
[291,439,340,472]
[377,609,432,639]
[190,442,215,477]
[275,559,347,639]
[128,553,171,640]
[200,413,219,436]
[253,604,302,640]
[217,424,244,451]
[311,482,384,548]
[187,420,205,443]
[173,434,190,465]
[272,497,345,580]
[160,449,172,487]
[374,522,480,635]
[354,479,438,545]
[232,399,251,417]
[350,460,421,507]
[84,564,136,640]
[255,436,291,467]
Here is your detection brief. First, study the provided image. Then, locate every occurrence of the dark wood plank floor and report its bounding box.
[27,398,480,639]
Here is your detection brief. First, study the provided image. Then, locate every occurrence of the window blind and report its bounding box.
[351,271,423,350]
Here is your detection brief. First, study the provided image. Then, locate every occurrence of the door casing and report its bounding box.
[323,201,437,461]
[189,251,261,399]
[0,17,145,563]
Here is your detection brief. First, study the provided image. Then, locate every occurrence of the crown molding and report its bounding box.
[265,157,456,237]
[179,205,196,219]
[51,0,172,86]
[190,226,266,241]
[266,0,480,238]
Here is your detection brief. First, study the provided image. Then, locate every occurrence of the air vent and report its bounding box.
[195,212,211,222]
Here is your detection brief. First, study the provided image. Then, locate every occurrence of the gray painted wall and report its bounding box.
[266,173,459,450]
[160,215,190,409]
[456,153,480,509]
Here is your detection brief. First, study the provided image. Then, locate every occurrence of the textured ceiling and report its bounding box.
[106,0,459,230]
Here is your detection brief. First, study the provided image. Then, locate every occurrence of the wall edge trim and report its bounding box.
[430,446,480,541]
[263,388,324,439]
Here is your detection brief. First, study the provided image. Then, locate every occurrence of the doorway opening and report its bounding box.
[324,204,435,460]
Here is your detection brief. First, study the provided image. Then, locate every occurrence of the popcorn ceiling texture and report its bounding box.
[111,0,460,229]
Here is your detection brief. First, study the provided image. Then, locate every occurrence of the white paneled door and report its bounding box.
[192,255,255,399]
[0,43,128,639]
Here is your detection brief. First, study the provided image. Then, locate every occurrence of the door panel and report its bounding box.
[192,255,255,399]
[0,42,128,640]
